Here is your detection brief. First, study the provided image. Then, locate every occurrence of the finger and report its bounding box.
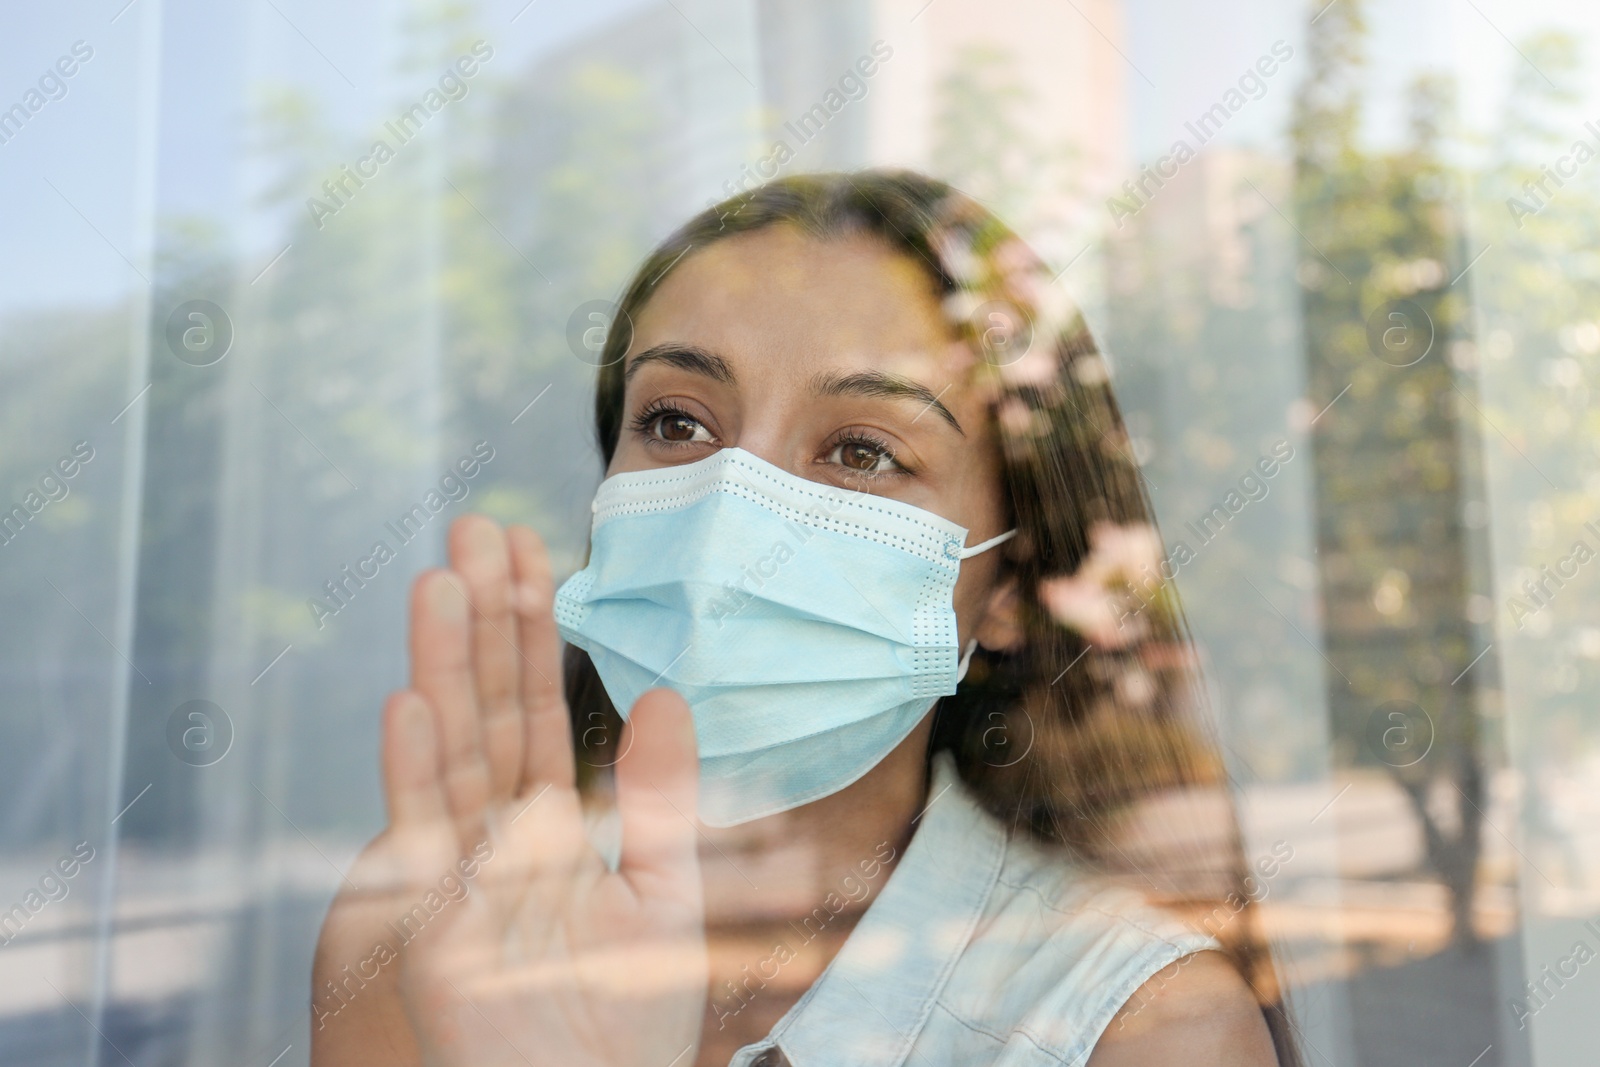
[448,515,523,803]
[410,569,492,843]
[380,689,451,828]
[616,688,701,901]
[378,691,465,896]
[507,525,575,791]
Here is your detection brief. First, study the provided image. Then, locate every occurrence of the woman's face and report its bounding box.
[612,223,1014,650]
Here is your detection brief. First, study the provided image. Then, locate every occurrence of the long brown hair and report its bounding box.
[564,169,1301,1064]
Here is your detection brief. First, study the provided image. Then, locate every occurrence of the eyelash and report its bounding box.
[628,400,913,479]
[629,398,707,443]
[831,428,911,479]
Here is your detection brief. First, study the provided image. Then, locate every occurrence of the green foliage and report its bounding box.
[932,44,1083,242]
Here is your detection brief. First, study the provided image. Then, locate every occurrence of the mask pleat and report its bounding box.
[555,447,1001,825]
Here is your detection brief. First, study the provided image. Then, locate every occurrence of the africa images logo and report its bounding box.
[308,441,495,629]
[0,39,94,148]
[706,41,893,208]
[304,41,494,230]
[1105,40,1294,228]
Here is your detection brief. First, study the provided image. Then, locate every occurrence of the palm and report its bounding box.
[311,517,706,1067]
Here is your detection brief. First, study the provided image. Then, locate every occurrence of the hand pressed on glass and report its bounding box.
[310,515,707,1067]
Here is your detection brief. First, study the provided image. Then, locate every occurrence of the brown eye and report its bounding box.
[640,408,714,445]
[829,436,902,474]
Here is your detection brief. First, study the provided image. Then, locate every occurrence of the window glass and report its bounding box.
[2,1,1595,1064]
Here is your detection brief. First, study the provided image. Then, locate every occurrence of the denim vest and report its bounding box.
[726,751,1222,1067]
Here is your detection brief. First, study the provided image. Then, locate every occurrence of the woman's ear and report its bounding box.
[973,573,1026,654]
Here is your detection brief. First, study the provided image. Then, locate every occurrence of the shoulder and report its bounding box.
[930,830,1241,1065]
[1086,949,1278,1067]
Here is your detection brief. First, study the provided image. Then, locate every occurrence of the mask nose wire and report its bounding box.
[956,527,1018,560]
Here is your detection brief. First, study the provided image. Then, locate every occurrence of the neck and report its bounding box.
[692,722,935,1061]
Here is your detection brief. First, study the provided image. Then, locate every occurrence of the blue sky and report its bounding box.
[0,0,656,318]
[6,0,1600,321]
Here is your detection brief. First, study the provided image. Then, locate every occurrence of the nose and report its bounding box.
[714,425,819,485]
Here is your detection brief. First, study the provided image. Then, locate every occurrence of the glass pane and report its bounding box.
[3,1,1596,1065]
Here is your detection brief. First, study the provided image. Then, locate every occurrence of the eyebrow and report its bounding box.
[811,369,965,436]
[624,344,964,436]
[624,344,737,385]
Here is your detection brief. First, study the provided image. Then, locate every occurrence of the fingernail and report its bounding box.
[513,583,548,615]
[430,573,469,621]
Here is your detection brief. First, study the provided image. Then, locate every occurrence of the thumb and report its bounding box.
[615,687,701,901]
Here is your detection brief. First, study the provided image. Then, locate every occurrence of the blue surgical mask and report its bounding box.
[554,447,1016,827]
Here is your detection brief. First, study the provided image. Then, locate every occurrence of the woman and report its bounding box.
[311,171,1299,1066]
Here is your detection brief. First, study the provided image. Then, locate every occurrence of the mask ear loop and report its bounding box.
[954,528,1017,682]
[957,527,1018,559]
[956,637,980,682]
[953,524,1017,684]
